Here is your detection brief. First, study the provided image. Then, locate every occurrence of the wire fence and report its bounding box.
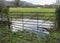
[10,12,56,30]
[9,12,56,41]
[0,12,57,43]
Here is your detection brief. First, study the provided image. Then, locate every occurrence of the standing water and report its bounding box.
[11,18,54,33]
[11,18,54,39]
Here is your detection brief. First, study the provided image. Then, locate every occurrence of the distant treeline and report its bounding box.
[3,1,56,8]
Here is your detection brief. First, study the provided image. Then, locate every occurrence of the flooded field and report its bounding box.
[11,18,54,32]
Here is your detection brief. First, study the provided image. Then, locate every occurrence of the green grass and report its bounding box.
[9,8,55,13]
[9,8,56,21]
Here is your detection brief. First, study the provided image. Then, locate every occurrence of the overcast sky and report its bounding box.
[6,0,56,5]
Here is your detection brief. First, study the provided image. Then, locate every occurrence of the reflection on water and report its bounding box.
[11,18,54,32]
[11,18,54,39]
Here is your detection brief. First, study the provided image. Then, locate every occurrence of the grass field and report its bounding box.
[9,8,55,21]
[9,8,55,13]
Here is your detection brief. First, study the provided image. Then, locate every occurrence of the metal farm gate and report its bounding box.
[10,12,56,41]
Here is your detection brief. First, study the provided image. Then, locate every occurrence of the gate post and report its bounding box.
[55,0,60,32]
[56,8,60,32]
[0,0,11,29]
